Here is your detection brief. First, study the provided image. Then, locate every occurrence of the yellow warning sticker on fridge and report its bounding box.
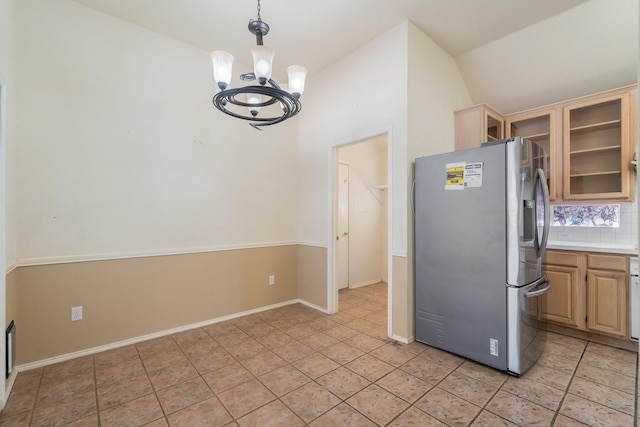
[445,162,465,190]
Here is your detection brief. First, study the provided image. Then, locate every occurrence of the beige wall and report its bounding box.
[297,245,327,310]
[5,269,16,331]
[14,246,298,365]
[391,255,408,339]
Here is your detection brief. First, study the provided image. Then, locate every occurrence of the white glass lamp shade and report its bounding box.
[251,46,275,85]
[247,93,262,117]
[211,51,234,90]
[287,65,307,97]
[278,83,289,110]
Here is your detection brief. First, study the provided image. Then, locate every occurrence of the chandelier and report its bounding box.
[210,0,307,130]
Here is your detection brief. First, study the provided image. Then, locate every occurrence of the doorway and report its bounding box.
[333,134,390,316]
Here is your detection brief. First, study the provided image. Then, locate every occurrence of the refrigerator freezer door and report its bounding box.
[507,276,550,375]
[415,143,508,371]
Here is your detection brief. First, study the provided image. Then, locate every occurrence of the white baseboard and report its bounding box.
[297,299,329,314]
[15,299,302,373]
[1,369,17,410]
[390,333,413,344]
[349,279,384,289]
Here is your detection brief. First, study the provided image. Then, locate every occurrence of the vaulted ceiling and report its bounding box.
[72,0,637,114]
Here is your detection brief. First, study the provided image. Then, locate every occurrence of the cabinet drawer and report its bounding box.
[587,254,627,272]
[545,250,579,267]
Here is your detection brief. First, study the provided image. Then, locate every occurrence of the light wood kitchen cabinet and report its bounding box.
[457,84,637,202]
[539,250,583,328]
[540,250,629,341]
[454,104,504,151]
[562,88,635,201]
[540,265,582,328]
[506,108,561,201]
[585,254,628,338]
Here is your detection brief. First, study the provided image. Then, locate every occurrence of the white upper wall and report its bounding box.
[14,0,299,263]
[297,21,408,252]
[0,0,16,268]
[407,22,473,161]
[297,20,473,255]
[456,0,638,114]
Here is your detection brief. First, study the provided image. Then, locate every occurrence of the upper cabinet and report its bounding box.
[563,89,636,201]
[455,85,637,202]
[506,108,561,201]
[454,104,504,151]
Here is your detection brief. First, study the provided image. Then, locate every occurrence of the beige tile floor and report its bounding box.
[0,282,638,426]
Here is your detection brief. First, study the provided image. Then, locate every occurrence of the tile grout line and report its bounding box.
[140,338,171,426]
[549,340,587,426]
[232,292,391,424]
[260,311,384,425]
[92,355,102,427]
[28,366,44,426]
[465,370,510,426]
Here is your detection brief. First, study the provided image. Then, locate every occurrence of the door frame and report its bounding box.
[327,129,392,336]
[336,161,350,290]
[0,74,7,408]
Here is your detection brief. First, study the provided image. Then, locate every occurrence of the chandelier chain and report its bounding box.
[256,0,262,21]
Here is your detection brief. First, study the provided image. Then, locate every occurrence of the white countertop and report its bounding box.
[547,241,638,256]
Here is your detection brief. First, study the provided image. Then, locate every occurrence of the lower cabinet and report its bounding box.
[586,269,627,337]
[540,250,629,340]
[539,265,582,328]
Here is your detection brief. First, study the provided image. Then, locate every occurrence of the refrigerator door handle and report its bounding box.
[534,168,550,257]
[525,278,551,298]
[410,179,416,217]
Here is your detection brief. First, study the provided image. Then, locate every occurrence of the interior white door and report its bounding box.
[337,163,350,290]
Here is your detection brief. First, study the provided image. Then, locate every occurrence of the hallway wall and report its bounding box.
[339,136,388,287]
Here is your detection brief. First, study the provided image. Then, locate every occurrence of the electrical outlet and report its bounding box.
[71,306,83,321]
[268,275,275,285]
[558,231,572,240]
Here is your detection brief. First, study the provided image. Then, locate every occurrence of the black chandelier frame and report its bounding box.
[212,73,302,130]
[212,6,303,130]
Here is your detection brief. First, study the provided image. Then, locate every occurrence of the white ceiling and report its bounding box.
[72,0,589,74]
[72,0,637,113]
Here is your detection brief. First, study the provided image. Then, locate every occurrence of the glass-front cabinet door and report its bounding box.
[562,92,632,200]
[507,108,560,201]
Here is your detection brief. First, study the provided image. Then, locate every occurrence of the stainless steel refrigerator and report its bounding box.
[415,137,551,375]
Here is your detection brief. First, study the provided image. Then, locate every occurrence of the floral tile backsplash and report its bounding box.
[548,198,637,248]
[552,205,620,227]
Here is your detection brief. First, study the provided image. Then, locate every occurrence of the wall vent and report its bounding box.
[6,321,15,379]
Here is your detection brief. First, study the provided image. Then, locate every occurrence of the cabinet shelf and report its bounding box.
[570,145,621,155]
[570,170,621,178]
[569,119,621,134]
[522,132,551,141]
[563,89,634,201]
